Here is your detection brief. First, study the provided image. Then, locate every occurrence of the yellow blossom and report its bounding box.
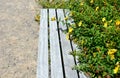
[116,62,119,65]
[35,14,40,21]
[51,17,56,21]
[113,65,119,74]
[73,38,78,43]
[64,16,68,20]
[108,49,117,55]
[104,22,107,28]
[81,40,84,45]
[110,55,115,60]
[95,7,99,11]
[69,11,73,16]
[66,33,69,40]
[102,17,106,22]
[68,27,73,33]
[80,2,84,6]
[93,53,96,57]
[90,0,94,4]
[78,21,82,26]
[109,20,112,23]
[115,20,120,26]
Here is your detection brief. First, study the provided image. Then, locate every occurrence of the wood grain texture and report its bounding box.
[57,9,78,78]
[49,9,64,78]
[37,9,49,78]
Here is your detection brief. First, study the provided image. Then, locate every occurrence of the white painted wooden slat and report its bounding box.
[64,9,88,78]
[57,9,78,78]
[37,9,48,78]
[49,9,63,78]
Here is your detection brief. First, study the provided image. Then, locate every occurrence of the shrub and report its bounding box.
[37,0,69,8]
[66,0,120,77]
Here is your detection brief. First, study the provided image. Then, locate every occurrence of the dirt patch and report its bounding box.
[0,0,41,78]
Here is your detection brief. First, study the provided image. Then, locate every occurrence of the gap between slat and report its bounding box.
[49,9,64,78]
[63,9,80,78]
[55,9,66,78]
[48,9,51,78]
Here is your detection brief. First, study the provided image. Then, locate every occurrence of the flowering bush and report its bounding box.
[38,0,69,8]
[66,0,120,77]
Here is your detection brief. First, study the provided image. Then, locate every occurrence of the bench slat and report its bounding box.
[64,9,88,78]
[37,9,49,78]
[57,9,78,78]
[49,9,64,78]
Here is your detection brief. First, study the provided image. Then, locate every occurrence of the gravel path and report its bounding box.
[0,0,41,78]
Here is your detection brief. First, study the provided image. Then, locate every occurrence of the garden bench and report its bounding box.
[37,9,88,78]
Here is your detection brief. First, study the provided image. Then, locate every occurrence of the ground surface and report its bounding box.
[0,0,41,78]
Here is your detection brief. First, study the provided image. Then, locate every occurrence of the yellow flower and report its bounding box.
[78,21,82,26]
[66,33,69,40]
[116,62,119,65]
[69,11,73,16]
[95,7,99,11]
[93,53,96,57]
[81,40,84,45]
[64,16,68,20]
[115,20,120,26]
[80,2,84,6]
[90,0,94,4]
[102,17,106,22]
[108,49,117,60]
[73,38,78,43]
[110,55,115,60]
[68,27,73,33]
[108,49,117,55]
[35,14,40,21]
[51,17,56,21]
[109,20,112,23]
[104,22,107,28]
[113,65,119,74]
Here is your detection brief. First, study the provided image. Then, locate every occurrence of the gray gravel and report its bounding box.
[0,0,41,78]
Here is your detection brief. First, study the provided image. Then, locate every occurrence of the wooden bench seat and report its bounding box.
[37,9,87,78]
